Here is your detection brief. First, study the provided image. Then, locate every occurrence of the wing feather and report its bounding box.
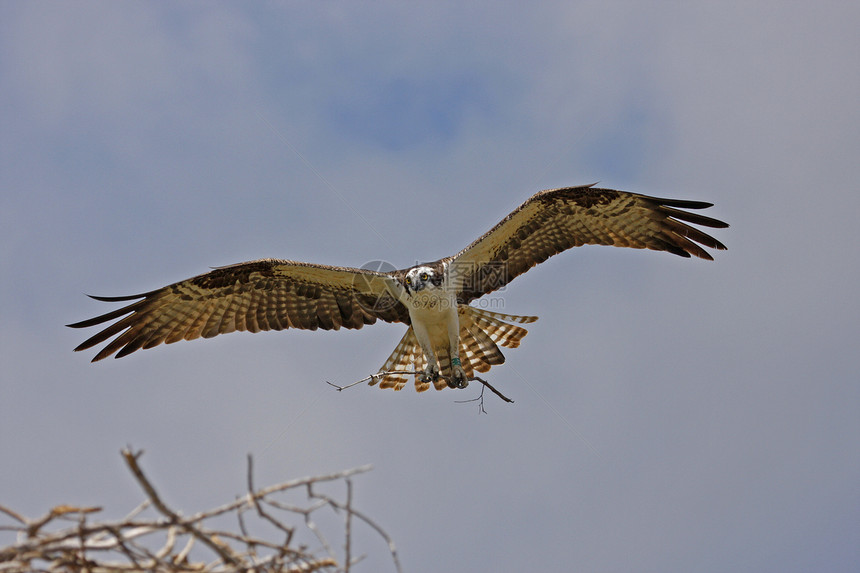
[68,258,409,361]
[448,185,728,302]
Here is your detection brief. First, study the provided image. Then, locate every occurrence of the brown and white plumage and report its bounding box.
[69,260,409,362]
[69,185,728,391]
[374,307,537,392]
[447,186,727,303]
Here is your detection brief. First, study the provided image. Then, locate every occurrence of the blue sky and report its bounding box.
[2,2,859,572]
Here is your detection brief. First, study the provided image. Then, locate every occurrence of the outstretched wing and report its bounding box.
[68,258,409,362]
[448,185,728,303]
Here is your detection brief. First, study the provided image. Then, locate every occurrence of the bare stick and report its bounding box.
[454,382,491,414]
[309,482,403,573]
[329,369,515,404]
[345,478,353,573]
[470,375,514,404]
[122,447,242,566]
[0,448,399,572]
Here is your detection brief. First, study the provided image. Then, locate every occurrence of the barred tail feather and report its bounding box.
[468,308,537,349]
[459,323,505,373]
[468,307,538,325]
[374,327,418,391]
[374,306,538,393]
[452,305,536,379]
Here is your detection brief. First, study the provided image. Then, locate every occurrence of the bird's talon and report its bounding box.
[448,365,469,389]
[419,364,440,383]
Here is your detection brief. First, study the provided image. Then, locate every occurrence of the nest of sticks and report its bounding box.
[0,449,400,573]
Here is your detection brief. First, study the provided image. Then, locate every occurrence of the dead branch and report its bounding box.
[453,382,498,414]
[0,448,401,573]
[327,370,514,407]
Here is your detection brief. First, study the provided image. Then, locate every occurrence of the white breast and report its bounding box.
[406,288,459,344]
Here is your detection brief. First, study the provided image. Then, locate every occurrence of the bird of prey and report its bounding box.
[68,185,727,392]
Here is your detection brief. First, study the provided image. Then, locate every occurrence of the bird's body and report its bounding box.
[69,185,728,391]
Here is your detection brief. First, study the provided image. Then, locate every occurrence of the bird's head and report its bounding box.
[404,265,443,294]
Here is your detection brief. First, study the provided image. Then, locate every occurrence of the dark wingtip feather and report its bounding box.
[645,197,729,259]
[67,296,150,329]
[652,197,714,210]
[73,328,122,353]
[88,292,152,302]
[657,201,729,229]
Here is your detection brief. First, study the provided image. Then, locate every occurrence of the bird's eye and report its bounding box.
[405,277,411,285]
[420,273,428,281]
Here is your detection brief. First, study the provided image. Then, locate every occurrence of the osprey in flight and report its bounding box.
[69,185,727,391]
